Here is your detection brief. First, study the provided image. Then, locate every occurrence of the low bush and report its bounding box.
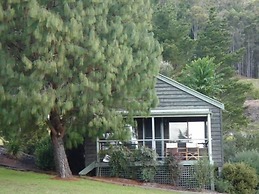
[141,167,157,182]
[34,137,55,170]
[108,145,131,177]
[165,156,179,185]
[132,146,158,165]
[132,146,158,182]
[192,158,213,191]
[106,145,158,182]
[5,136,22,157]
[222,162,258,194]
[22,130,49,155]
[224,131,259,162]
[231,150,259,176]
[215,178,233,193]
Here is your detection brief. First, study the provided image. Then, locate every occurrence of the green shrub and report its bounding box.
[165,156,179,185]
[108,145,131,177]
[22,130,49,155]
[222,162,258,194]
[232,150,259,176]
[224,131,259,162]
[192,158,213,191]
[215,178,233,193]
[223,136,237,162]
[107,145,158,182]
[5,136,22,157]
[1,122,49,156]
[141,167,156,182]
[34,137,55,171]
[132,146,158,182]
[132,146,158,164]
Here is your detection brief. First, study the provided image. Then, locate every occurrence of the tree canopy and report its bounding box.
[0,0,161,178]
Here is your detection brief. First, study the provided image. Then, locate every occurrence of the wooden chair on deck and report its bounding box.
[166,143,178,157]
[186,142,199,160]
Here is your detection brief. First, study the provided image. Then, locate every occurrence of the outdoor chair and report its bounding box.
[186,142,199,160]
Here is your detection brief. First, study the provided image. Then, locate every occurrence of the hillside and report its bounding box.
[240,78,259,130]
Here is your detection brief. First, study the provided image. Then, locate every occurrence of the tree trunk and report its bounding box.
[51,132,72,178]
[192,23,199,40]
[48,108,73,178]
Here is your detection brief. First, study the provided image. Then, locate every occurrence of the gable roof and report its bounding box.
[157,74,224,110]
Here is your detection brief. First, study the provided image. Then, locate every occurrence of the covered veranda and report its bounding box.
[97,109,213,165]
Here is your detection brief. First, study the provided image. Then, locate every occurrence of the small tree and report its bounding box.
[178,57,224,98]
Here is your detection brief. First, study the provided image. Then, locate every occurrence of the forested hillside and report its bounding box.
[152,0,259,78]
[151,0,259,134]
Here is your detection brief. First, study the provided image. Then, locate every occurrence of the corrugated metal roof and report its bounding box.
[157,74,224,110]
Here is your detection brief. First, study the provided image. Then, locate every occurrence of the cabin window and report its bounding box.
[169,121,206,146]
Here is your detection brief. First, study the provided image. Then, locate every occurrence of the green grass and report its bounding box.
[0,168,185,194]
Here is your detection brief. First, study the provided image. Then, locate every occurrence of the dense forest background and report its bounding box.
[152,0,259,78]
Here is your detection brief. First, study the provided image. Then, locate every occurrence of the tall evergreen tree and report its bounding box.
[0,0,161,178]
[152,1,195,74]
[195,8,243,68]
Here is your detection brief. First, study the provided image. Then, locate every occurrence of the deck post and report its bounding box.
[161,118,164,158]
[96,137,100,176]
[152,117,156,150]
[142,118,145,146]
[207,113,213,164]
[207,113,215,190]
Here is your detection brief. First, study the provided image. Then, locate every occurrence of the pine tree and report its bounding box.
[0,0,161,178]
[152,1,195,74]
[195,8,242,67]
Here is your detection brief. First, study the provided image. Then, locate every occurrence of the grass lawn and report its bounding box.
[0,168,187,194]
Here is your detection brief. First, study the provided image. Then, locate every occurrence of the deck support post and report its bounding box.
[142,118,145,146]
[96,137,100,176]
[207,113,213,164]
[207,113,215,190]
[152,117,156,150]
[161,118,164,158]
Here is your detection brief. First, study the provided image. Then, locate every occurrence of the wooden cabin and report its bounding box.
[80,74,224,189]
